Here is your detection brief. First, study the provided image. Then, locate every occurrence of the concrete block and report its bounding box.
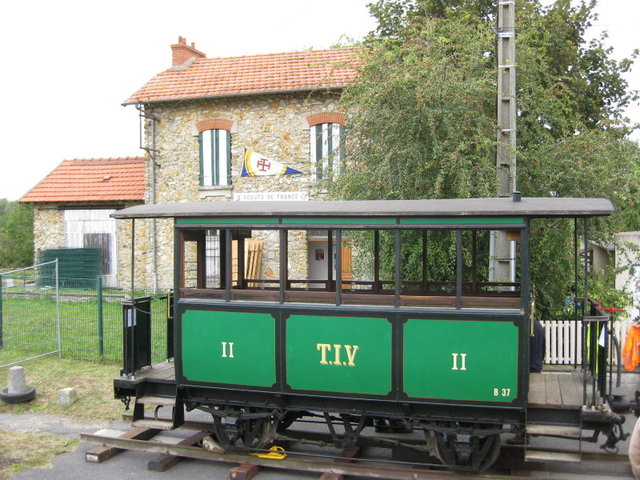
[58,387,79,405]
[1,366,36,403]
[8,366,28,394]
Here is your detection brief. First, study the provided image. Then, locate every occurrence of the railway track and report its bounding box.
[81,418,633,479]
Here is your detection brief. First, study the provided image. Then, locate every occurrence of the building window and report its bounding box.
[307,112,346,181]
[197,119,233,187]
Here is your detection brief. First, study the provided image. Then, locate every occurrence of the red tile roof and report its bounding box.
[124,47,360,105]
[20,157,146,203]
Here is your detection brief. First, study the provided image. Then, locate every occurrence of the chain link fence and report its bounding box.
[0,261,169,366]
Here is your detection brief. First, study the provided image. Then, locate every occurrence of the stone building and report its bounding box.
[19,157,146,288]
[127,38,359,291]
[19,38,358,292]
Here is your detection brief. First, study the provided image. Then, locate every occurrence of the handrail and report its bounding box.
[578,296,613,406]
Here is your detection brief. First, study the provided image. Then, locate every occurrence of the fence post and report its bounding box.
[97,276,104,358]
[55,259,61,358]
[0,278,3,348]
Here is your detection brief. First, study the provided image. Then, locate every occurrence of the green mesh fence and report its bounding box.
[39,248,102,290]
[1,262,169,364]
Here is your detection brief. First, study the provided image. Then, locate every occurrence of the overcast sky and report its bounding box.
[0,0,637,201]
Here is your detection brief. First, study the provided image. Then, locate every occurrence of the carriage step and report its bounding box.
[131,419,175,430]
[525,449,581,463]
[526,424,581,438]
[136,396,176,407]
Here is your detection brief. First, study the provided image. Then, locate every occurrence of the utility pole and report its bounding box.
[490,0,517,284]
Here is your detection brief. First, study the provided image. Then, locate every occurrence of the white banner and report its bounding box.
[233,191,309,202]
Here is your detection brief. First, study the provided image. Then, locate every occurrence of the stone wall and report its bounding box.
[32,207,65,261]
[32,202,147,293]
[121,90,343,291]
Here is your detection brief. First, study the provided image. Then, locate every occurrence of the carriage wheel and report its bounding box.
[276,411,300,433]
[211,410,277,450]
[241,416,277,448]
[432,424,501,473]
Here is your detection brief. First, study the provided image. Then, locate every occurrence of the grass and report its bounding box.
[0,284,170,476]
[0,353,126,479]
[0,277,169,476]
[1,290,169,362]
[0,353,123,420]
[0,430,78,479]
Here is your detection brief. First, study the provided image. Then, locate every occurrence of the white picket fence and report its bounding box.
[541,319,632,365]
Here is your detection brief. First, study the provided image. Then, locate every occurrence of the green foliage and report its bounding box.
[589,267,633,320]
[0,201,34,268]
[332,12,498,200]
[328,0,639,318]
[520,132,640,229]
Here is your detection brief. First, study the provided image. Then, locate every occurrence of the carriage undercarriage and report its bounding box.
[114,361,629,473]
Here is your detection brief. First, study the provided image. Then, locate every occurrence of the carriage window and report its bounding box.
[179,228,280,301]
[340,230,396,307]
[460,229,520,308]
[231,229,280,302]
[205,230,222,288]
[283,229,332,304]
[399,229,457,307]
[179,229,224,299]
[395,228,520,309]
[179,225,521,309]
[182,234,201,289]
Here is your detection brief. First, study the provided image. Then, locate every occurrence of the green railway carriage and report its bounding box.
[112,197,628,472]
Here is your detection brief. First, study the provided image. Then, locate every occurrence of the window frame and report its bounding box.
[307,112,346,182]
[197,120,233,187]
[176,223,523,311]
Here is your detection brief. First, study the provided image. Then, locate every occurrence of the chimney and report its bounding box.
[171,36,206,67]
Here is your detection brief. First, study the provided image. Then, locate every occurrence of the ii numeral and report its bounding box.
[221,341,235,358]
[451,353,467,371]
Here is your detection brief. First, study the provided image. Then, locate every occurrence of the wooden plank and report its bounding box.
[528,373,546,406]
[543,374,562,408]
[574,371,590,404]
[526,424,580,437]
[229,463,260,480]
[85,426,160,463]
[137,395,176,406]
[132,419,175,430]
[526,449,581,462]
[126,362,175,382]
[246,240,262,287]
[148,431,209,472]
[557,373,582,408]
[319,446,361,480]
[122,414,213,431]
[85,446,121,464]
[146,366,176,380]
[81,432,464,480]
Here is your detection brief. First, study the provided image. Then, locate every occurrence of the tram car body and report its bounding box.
[113,197,628,472]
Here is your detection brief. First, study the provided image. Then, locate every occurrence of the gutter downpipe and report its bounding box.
[151,113,158,294]
[137,104,159,294]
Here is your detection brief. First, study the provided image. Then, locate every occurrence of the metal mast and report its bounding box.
[490,0,517,283]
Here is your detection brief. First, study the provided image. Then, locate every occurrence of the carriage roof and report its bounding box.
[112,197,614,220]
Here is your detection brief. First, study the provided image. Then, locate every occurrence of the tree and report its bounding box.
[329,0,640,317]
[0,201,34,268]
[333,10,498,200]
